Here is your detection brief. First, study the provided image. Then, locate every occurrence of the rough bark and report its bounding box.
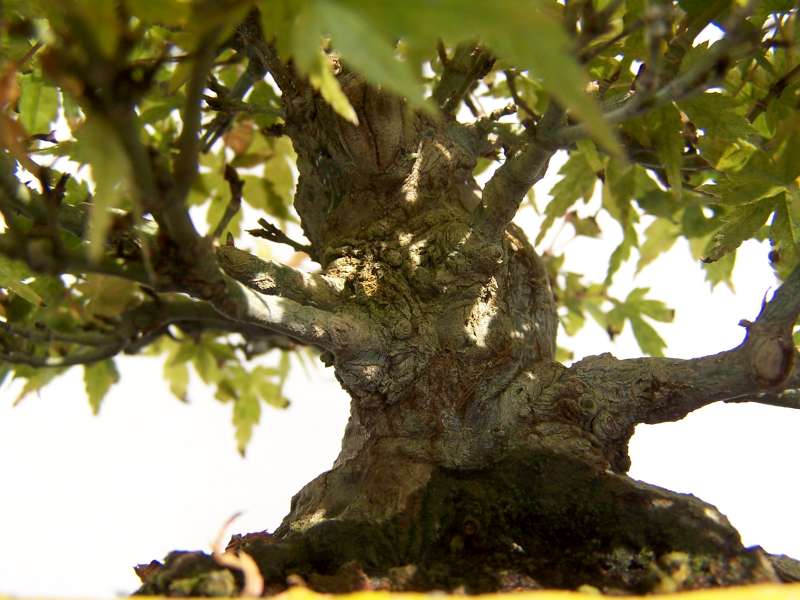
[134,30,800,597]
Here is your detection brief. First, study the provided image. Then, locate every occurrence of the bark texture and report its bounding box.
[136,36,800,597]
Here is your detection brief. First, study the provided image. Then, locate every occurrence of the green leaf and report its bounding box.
[192,345,221,384]
[0,256,43,305]
[256,379,289,409]
[602,161,641,282]
[18,73,60,135]
[773,116,800,185]
[629,315,667,357]
[702,247,736,289]
[703,199,777,263]
[636,219,680,272]
[625,288,675,323]
[704,151,785,206]
[233,392,261,456]
[125,0,192,27]
[302,0,620,151]
[569,213,602,238]
[786,186,800,245]
[576,139,604,173]
[606,219,637,283]
[258,0,308,60]
[206,193,242,240]
[678,0,732,30]
[442,1,620,152]
[307,51,359,124]
[84,359,120,414]
[14,367,67,405]
[679,93,758,143]
[769,194,800,280]
[651,104,684,193]
[536,151,597,244]
[76,275,138,318]
[164,360,189,402]
[73,116,134,262]
[293,0,424,105]
[682,205,717,238]
[561,308,586,337]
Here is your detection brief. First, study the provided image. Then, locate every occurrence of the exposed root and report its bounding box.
[134,450,785,596]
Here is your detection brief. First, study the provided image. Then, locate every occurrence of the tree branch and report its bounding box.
[0,342,124,368]
[173,34,220,203]
[219,281,379,353]
[201,55,268,151]
[571,264,800,442]
[0,320,121,347]
[0,295,305,369]
[216,245,342,309]
[503,70,536,121]
[474,104,563,240]
[432,42,495,115]
[0,232,151,284]
[236,14,302,97]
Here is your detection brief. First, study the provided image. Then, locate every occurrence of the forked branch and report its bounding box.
[475,104,563,240]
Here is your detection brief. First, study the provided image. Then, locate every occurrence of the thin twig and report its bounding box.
[503,70,536,121]
[201,56,268,152]
[436,39,449,67]
[212,165,243,240]
[247,218,312,255]
[747,63,800,122]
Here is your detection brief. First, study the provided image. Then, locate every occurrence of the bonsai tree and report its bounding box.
[1,0,799,594]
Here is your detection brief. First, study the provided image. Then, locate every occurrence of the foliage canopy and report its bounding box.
[0,0,799,453]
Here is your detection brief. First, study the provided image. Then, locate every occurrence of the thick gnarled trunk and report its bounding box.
[136,66,800,596]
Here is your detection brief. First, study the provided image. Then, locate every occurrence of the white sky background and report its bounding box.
[1,24,799,596]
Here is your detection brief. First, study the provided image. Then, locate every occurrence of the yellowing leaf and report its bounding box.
[84,359,120,414]
[308,51,359,125]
